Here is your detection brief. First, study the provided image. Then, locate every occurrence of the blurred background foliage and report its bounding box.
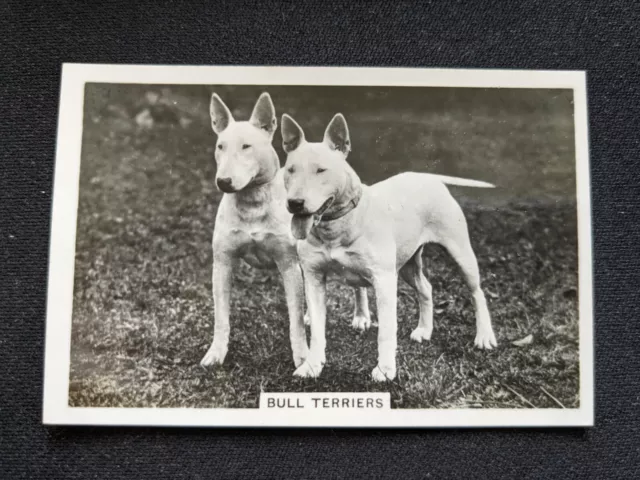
[85,83,575,205]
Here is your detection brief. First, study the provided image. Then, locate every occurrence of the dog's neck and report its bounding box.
[329,164,363,217]
[232,178,277,206]
[311,167,366,243]
[229,152,281,219]
[320,179,363,222]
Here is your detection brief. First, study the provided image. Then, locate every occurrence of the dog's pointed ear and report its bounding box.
[210,93,234,134]
[249,92,277,135]
[323,113,351,154]
[281,114,305,153]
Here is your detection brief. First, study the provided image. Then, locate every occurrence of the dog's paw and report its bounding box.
[474,328,498,350]
[303,311,311,326]
[410,326,432,343]
[200,344,228,367]
[371,364,396,382]
[351,315,371,332]
[293,360,323,378]
[293,349,309,368]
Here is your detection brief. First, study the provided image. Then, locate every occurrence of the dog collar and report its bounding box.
[319,187,363,222]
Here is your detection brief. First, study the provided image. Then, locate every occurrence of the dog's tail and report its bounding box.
[424,173,495,188]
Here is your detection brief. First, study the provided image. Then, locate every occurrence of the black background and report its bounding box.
[1,1,639,478]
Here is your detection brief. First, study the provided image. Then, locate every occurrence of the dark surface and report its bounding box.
[1,0,639,478]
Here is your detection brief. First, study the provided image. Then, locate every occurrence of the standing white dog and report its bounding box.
[200,93,370,368]
[281,112,498,381]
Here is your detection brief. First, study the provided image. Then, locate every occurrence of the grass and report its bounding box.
[68,84,579,409]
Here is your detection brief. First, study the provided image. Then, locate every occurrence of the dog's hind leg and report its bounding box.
[441,225,497,350]
[400,246,434,343]
[306,288,369,330]
[351,287,371,331]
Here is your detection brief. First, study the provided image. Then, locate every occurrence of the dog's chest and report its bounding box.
[232,227,287,269]
[325,247,372,287]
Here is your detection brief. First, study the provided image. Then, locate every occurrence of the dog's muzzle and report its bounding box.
[314,197,335,218]
[289,197,335,240]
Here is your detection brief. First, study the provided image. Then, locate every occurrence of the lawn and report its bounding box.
[68,84,579,409]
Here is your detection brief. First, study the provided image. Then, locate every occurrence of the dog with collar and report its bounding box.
[200,93,371,369]
[281,112,498,381]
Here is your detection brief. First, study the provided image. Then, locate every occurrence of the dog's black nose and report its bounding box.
[216,177,234,192]
[287,198,305,213]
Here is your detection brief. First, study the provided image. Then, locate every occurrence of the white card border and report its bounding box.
[42,64,593,428]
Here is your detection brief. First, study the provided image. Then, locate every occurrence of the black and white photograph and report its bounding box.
[42,65,593,427]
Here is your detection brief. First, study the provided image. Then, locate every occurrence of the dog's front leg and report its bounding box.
[200,253,236,367]
[372,272,398,381]
[276,256,310,368]
[293,268,326,378]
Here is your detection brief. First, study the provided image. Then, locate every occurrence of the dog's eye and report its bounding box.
[316,167,327,174]
[242,144,251,150]
[217,144,223,150]
[287,166,295,174]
